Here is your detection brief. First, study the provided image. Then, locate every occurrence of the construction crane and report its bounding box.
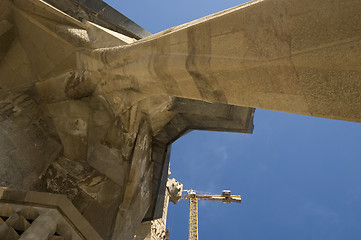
[181,189,241,240]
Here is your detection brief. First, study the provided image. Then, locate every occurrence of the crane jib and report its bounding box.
[181,190,242,240]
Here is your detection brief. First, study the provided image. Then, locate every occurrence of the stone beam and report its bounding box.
[89,0,361,122]
[0,0,254,239]
[4,0,361,238]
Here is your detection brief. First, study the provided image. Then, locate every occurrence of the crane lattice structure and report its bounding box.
[181,190,241,240]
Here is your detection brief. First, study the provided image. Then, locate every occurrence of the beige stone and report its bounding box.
[1,0,360,239]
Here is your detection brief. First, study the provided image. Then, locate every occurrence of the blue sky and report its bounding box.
[105,1,361,239]
[169,110,361,240]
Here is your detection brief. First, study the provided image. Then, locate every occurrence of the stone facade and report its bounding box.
[1,0,361,239]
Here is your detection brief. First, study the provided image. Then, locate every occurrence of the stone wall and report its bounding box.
[7,0,361,238]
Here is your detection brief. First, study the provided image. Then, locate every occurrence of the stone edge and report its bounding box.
[0,187,103,240]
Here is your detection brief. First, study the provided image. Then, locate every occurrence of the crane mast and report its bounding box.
[181,190,241,240]
[188,197,198,240]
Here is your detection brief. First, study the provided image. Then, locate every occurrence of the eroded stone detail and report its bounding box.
[0,203,83,240]
[65,71,96,99]
[42,156,122,239]
[0,90,61,191]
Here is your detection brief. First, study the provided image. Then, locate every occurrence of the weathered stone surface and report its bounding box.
[0,187,103,240]
[0,90,61,191]
[89,0,361,123]
[2,0,360,239]
[43,156,122,239]
[167,178,183,204]
[41,0,151,39]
